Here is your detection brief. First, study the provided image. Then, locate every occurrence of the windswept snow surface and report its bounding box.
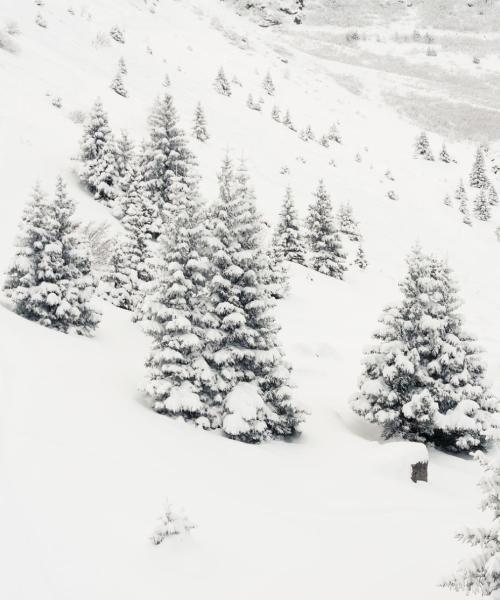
[1,1,499,598]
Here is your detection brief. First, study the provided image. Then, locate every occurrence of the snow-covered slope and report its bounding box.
[1,1,499,598]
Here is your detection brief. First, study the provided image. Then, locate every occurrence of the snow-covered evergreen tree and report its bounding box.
[354,244,367,269]
[273,186,307,265]
[141,93,198,236]
[305,125,315,141]
[327,123,342,144]
[474,188,491,221]
[488,184,498,206]
[4,179,100,335]
[214,67,231,96]
[306,180,347,279]
[192,102,209,142]
[337,202,361,242]
[99,238,137,310]
[470,147,489,189]
[283,109,295,131]
[151,501,195,545]
[141,176,214,420]
[110,26,125,43]
[262,71,275,95]
[444,453,500,597]
[455,180,467,206]
[271,105,281,122]
[414,131,434,160]
[118,56,127,75]
[439,143,452,163]
[162,73,170,87]
[351,246,499,451]
[205,156,303,441]
[443,194,452,207]
[79,98,114,194]
[110,69,127,97]
[115,129,135,181]
[93,138,119,208]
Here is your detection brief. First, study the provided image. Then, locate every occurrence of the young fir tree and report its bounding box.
[306,180,347,279]
[213,67,231,96]
[283,109,296,131]
[443,194,452,207]
[354,244,367,269]
[488,183,498,206]
[141,93,198,236]
[351,246,499,451]
[414,131,434,160]
[327,123,342,144]
[162,73,171,87]
[99,237,137,310]
[337,202,361,242]
[470,147,489,189]
[79,98,114,194]
[265,240,289,300]
[474,188,491,221]
[111,69,128,97]
[262,71,275,95]
[444,454,500,597]
[271,105,281,122]
[455,180,468,206]
[118,56,127,75]
[246,93,256,110]
[205,156,303,441]
[305,125,315,141]
[319,135,330,148]
[192,102,209,142]
[463,207,473,226]
[4,179,100,335]
[93,138,119,208]
[439,143,452,163]
[141,177,214,420]
[115,129,135,182]
[273,186,307,265]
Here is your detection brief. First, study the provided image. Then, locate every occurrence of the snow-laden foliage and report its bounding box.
[115,129,135,183]
[351,246,499,452]
[214,67,231,96]
[414,131,434,161]
[110,68,127,97]
[93,138,119,208]
[142,93,198,236]
[262,71,275,95]
[204,156,304,440]
[192,102,209,142]
[306,180,347,279]
[354,244,368,269]
[474,188,491,221]
[273,186,307,266]
[470,147,489,189]
[151,500,195,545]
[4,178,100,335]
[337,202,361,242]
[439,143,452,163]
[444,453,500,596]
[98,237,138,311]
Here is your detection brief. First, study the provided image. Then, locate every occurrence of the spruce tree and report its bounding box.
[79,98,114,194]
[205,156,303,441]
[262,71,275,95]
[306,180,347,279]
[439,143,451,163]
[351,247,498,451]
[455,180,467,206]
[118,56,127,75]
[474,188,491,221]
[414,131,434,160]
[111,69,127,97]
[142,93,197,236]
[488,184,498,206]
[283,109,296,131]
[93,138,119,208]
[271,105,281,122]
[337,202,361,241]
[214,67,231,96]
[444,453,500,597]
[142,177,214,419]
[305,125,315,141]
[115,129,135,181]
[265,241,289,300]
[327,123,342,144]
[470,147,489,188]
[273,186,307,265]
[443,194,452,207]
[354,244,367,269]
[99,238,138,310]
[162,73,170,87]
[192,102,209,142]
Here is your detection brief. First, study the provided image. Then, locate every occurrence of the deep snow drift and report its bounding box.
[1,1,499,598]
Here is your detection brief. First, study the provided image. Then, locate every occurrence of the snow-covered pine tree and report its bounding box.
[115,129,135,182]
[327,123,342,144]
[79,98,114,194]
[192,102,209,142]
[213,67,231,96]
[246,93,256,110]
[439,143,452,163]
[265,240,289,300]
[488,184,498,206]
[110,26,125,43]
[271,105,281,122]
[319,135,330,148]
[337,202,361,241]
[463,208,472,226]
[443,194,452,207]
[354,244,367,269]
[474,188,491,221]
[283,109,296,131]
[262,71,275,95]
[142,176,214,420]
[455,180,468,207]
[151,501,195,545]
[205,156,303,441]
[444,453,500,597]
[141,93,198,236]
[305,125,315,141]
[99,237,138,310]
[351,246,498,451]
[470,147,489,188]
[118,56,127,75]
[414,131,434,160]
[93,138,119,208]
[273,186,307,265]
[110,69,128,97]
[4,179,100,335]
[306,180,347,279]
[162,73,171,87]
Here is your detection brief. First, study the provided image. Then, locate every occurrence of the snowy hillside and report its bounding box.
[1,0,500,598]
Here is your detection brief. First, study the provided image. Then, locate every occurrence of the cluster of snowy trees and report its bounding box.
[414,131,453,163]
[443,147,498,225]
[351,245,499,453]
[3,178,101,335]
[272,182,365,279]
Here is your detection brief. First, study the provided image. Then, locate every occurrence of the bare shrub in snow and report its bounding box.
[151,501,195,545]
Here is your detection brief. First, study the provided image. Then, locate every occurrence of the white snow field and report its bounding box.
[1,0,500,598]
